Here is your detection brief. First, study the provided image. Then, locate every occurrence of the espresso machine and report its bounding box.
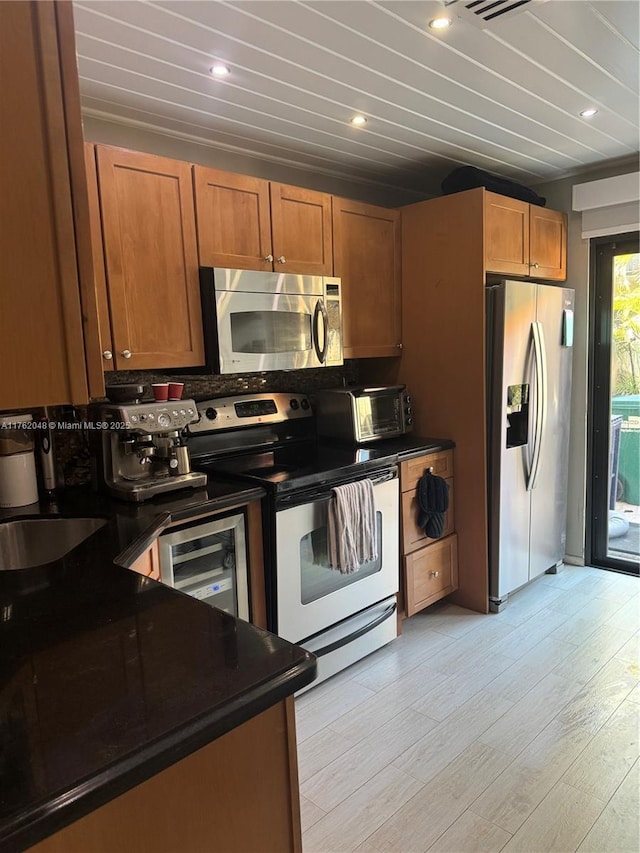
[90,400,207,502]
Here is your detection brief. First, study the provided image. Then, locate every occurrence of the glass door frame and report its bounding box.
[587,232,640,574]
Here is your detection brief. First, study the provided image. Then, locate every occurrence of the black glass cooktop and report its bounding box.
[193,439,401,494]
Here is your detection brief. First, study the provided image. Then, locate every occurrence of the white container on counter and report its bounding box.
[0,414,39,507]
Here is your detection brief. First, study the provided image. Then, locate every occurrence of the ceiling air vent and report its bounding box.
[444,0,549,28]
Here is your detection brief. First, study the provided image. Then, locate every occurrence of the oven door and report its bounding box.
[215,290,328,373]
[275,469,399,643]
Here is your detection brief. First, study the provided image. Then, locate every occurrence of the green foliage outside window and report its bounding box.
[613,253,640,395]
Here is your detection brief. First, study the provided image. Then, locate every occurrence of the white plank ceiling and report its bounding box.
[73,0,640,197]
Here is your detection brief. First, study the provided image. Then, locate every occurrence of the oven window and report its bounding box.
[230,310,312,354]
[299,512,383,604]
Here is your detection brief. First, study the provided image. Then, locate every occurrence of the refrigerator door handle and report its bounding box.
[528,321,547,491]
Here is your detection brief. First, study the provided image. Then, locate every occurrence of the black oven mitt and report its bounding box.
[417,471,449,539]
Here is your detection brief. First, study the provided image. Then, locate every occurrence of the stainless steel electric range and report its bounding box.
[186,392,400,691]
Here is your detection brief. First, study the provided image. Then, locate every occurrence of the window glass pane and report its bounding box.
[608,252,640,563]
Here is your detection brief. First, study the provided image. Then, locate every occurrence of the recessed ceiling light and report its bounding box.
[350,115,367,126]
[580,107,598,118]
[429,15,452,30]
[210,63,230,77]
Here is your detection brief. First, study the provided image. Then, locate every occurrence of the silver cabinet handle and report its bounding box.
[121,350,132,359]
[264,254,274,262]
[429,571,440,578]
[102,350,113,360]
[276,256,286,264]
[531,262,540,269]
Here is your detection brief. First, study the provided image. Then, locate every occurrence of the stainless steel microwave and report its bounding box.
[199,267,343,374]
[314,385,414,443]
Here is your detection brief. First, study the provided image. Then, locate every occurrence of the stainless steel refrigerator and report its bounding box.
[486,280,575,611]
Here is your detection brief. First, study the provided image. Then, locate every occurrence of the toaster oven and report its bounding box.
[314,385,413,443]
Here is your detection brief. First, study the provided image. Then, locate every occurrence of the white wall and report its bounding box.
[83,115,423,208]
[534,155,639,563]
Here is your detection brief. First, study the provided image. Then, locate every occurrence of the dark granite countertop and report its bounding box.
[0,482,316,852]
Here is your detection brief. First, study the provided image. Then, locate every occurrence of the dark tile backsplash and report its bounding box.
[53,364,360,487]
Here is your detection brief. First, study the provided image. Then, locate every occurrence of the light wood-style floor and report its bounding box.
[295,565,640,853]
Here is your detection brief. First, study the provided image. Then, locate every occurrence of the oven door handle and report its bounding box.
[308,600,397,658]
[313,299,329,364]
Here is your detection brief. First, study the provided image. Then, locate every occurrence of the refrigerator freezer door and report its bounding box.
[488,281,537,604]
[529,285,574,579]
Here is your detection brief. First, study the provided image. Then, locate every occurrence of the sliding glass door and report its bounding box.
[588,234,640,574]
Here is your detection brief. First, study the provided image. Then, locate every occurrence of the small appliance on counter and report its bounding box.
[89,399,206,502]
[314,385,414,444]
[0,413,39,508]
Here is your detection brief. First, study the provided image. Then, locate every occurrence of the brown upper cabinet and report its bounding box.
[194,166,333,275]
[484,191,567,281]
[0,1,93,410]
[332,198,402,359]
[93,146,205,371]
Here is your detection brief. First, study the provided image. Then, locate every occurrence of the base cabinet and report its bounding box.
[127,540,160,581]
[400,450,458,618]
[27,697,302,853]
[405,535,459,617]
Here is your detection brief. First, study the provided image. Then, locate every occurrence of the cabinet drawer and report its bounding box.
[400,450,453,494]
[405,534,458,617]
[402,478,454,553]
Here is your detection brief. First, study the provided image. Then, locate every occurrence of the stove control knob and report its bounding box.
[205,407,218,421]
[301,399,310,410]
[407,417,413,426]
[405,396,412,404]
[406,407,413,415]
[290,399,299,410]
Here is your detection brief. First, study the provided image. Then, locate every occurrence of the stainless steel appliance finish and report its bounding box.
[199,267,343,373]
[90,401,206,502]
[0,517,106,570]
[487,281,574,611]
[314,385,413,443]
[158,513,249,619]
[187,392,399,690]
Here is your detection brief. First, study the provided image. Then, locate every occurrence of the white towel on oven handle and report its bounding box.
[327,479,378,574]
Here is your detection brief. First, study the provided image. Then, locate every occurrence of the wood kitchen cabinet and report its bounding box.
[485,191,567,281]
[28,698,302,853]
[93,146,205,371]
[333,198,402,359]
[127,539,161,581]
[0,1,94,410]
[194,165,333,275]
[400,450,458,617]
[399,188,567,614]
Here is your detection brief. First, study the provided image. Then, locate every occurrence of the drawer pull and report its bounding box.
[425,466,434,474]
[429,571,440,578]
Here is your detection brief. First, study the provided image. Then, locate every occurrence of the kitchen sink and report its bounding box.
[0,517,107,570]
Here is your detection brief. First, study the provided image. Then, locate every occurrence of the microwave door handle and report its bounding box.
[313,299,329,364]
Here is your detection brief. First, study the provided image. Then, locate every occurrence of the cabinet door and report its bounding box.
[84,143,114,372]
[529,206,567,281]
[128,539,160,581]
[402,479,455,553]
[405,534,459,617]
[0,1,89,409]
[333,198,401,358]
[193,166,273,271]
[484,192,530,276]
[270,183,333,274]
[96,146,204,370]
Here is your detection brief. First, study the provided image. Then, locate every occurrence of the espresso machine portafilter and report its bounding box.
[90,400,206,502]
